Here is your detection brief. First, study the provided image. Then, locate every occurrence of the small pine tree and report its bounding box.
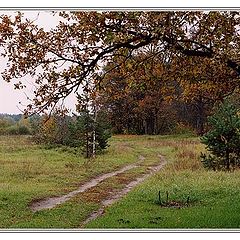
[66,110,111,158]
[201,100,240,171]
[66,110,94,157]
[95,110,111,152]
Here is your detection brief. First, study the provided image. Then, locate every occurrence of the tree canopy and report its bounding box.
[0,11,240,114]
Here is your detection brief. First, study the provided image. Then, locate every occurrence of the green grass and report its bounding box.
[86,170,240,228]
[0,134,167,228]
[86,135,240,229]
[1,134,240,228]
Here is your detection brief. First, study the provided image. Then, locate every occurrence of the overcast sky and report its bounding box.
[0,11,77,114]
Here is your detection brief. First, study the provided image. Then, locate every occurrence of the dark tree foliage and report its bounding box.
[201,101,240,171]
[66,110,111,158]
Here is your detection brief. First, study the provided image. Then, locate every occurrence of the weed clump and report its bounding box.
[156,190,192,208]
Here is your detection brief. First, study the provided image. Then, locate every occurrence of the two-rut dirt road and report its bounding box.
[29,154,167,226]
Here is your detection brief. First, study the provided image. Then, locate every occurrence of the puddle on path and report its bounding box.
[81,155,167,227]
[30,156,145,212]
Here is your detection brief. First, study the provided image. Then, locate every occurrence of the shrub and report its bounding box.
[6,125,19,135]
[18,125,31,135]
[31,110,111,158]
[5,125,31,135]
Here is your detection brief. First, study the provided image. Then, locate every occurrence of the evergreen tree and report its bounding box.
[201,101,240,170]
[66,110,111,158]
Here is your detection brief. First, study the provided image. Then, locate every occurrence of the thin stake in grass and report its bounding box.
[158,191,162,206]
[166,191,169,204]
[186,196,190,206]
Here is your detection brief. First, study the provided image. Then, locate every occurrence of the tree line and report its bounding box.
[0,113,31,135]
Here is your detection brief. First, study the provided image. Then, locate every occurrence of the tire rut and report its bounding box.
[30,155,145,212]
[81,154,167,227]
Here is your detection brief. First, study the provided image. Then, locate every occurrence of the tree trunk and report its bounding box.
[153,108,159,135]
[86,131,89,158]
[226,148,230,171]
[144,119,147,135]
[196,96,205,136]
[92,103,97,158]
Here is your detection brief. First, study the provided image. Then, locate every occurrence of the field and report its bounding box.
[0,134,240,228]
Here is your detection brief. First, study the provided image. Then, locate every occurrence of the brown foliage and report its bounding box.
[0,11,239,116]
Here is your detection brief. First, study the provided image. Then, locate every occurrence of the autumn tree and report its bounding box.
[172,55,240,135]
[0,11,240,115]
[31,109,71,145]
[32,114,60,144]
[98,47,177,134]
[98,43,240,135]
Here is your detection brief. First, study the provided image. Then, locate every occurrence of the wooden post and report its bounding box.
[158,191,162,206]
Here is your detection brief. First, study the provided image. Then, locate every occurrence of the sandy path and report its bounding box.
[30,155,145,212]
[81,154,167,227]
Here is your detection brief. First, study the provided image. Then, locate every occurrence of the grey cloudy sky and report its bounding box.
[0,11,77,114]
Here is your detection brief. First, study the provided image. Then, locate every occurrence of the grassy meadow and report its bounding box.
[0,134,240,228]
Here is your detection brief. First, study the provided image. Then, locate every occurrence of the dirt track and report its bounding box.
[30,155,145,212]
[30,154,167,225]
[81,154,167,227]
